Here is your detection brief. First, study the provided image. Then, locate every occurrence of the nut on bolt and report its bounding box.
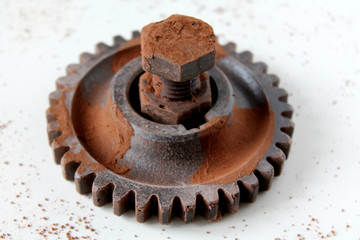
[139,15,216,125]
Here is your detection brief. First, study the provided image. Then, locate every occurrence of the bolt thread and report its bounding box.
[152,75,201,100]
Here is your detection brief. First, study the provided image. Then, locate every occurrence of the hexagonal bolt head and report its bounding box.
[139,72,212,125]
[141,14,216,82]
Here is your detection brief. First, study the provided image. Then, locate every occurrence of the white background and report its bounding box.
[0,0,359,239]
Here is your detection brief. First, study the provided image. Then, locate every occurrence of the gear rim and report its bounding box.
[46,32,294,224]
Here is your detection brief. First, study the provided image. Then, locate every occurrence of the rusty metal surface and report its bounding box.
[140,15,216,83]
[139,16,215,125]
[138,73,212,125]
[46,34,294,224]
[111,56,234,186]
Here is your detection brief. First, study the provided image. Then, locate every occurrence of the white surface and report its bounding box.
[0,0,359,239]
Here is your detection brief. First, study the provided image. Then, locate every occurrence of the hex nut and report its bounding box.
[139,72,212,125]
[141,14,216,82]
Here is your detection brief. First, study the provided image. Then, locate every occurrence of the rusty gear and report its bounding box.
[47,24,294,223]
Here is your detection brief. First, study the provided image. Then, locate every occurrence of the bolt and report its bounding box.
[138,15,216,125]
[140,14,216,101]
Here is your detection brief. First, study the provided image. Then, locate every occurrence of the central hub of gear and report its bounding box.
[110,57,235,185]
[47,14,294,224]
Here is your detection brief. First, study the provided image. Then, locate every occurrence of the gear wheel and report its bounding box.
[47,23,293,223]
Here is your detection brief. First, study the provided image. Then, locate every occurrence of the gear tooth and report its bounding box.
[66,64,81,76]
[218,183,241,214]
[274,88,288,102]
[197,192,219,221]
[158,207,171,224]
[51,138,70,164]
[135,194,158,223]
[46,108,56,123]
[238,173,259,203]
[132,30,140,39]
[46,39,295,223]
[275,132,292,158]
[266,156,283,176]
[95,42,109,54]
[79,52,94,63]
[113,189,135,216]
[280,102,293,118]
[269,145,287,159]
[60,151,82,180]
[166,195,198,223]
[55,76,68,89]
[277,131,291,144]
[157,194,173,224]
[280,117,294,137]
[237,51,253,63]
[56,75,77,89]
[194,193,218,221]
[265,74,280,87]
[255,159,275,191]
[113,35,126,45]
[266,145,286,176]
[249,62,268,74]
[223,42,236,54]
[74,165,96,194]
[92,176,114,207]
[49,89,63,106]
[47,121,61,145]
[179,196,196,223]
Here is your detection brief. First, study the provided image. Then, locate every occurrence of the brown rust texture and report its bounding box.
[192,104,275,184]
[139,72,163,97]
[51,36,275,184]
[51,85,134,175]
[51,41,141,175]
[49,91,72,145]
[73,39,140,174]
[141,14,216,66]
[49,91,106,172]
[150,75,164,97]
[139,72,208,99]
[62,148,107,175]
[72,93,133,175]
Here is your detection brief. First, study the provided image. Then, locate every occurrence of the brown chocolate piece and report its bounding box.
[141,14,216,82]
[139,15,215,125]
[46,16,294,224]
